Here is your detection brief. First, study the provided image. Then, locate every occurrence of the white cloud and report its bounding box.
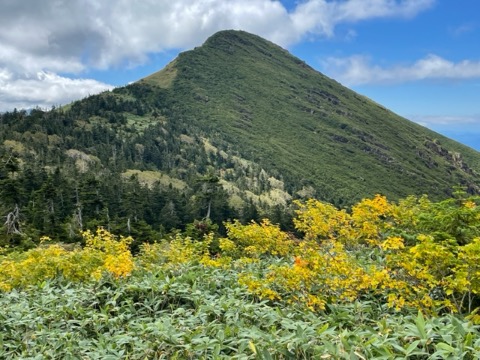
[409,114,480,127]
[0,0,436,111]
[409,115,480,150]
[0,0,436,67]
[449,23,477,37]
[0,69,113,110]
[322,54,480,86]
[292,0,434,37]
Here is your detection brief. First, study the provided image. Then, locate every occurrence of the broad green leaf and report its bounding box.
[415,311,427,340]
[436,342,455,353]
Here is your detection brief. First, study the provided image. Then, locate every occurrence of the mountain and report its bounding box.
[141,30,480,202]
[1,30,479,244]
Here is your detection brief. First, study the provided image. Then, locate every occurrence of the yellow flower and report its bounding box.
[380,236,405,251]
[464,200,476,209]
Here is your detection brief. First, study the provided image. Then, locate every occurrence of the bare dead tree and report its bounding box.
[4,204,22,235]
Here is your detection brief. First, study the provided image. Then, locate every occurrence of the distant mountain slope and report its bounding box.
[1,30,479,244]
[140,29,480,204]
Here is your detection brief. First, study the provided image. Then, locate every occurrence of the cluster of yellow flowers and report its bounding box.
[221,219,294,258]
[233,195,480,318]
[0,228,134,291]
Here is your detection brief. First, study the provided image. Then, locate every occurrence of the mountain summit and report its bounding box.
[141,30,480,203]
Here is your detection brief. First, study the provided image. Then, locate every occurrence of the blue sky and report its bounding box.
[0,0,479,150]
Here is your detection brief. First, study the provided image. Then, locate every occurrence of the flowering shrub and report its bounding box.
[220,219,294,259]
[293,199,354,244]
[351,194,396,245]
[0,228,134,291]
[246,239,371,310]
[290,194,480,318]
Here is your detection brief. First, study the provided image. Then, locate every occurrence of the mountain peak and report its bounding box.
[110,30,480,204]
[141,30,479,202]
[143,29,311,88]
[203,29,275,47]
[200,29,301,65]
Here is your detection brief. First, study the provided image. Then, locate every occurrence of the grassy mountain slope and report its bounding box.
[140,30,480,204]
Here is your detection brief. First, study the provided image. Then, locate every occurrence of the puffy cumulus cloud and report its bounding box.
[0,69,113,110]
[0,0,435,110]
[322,54,480,86]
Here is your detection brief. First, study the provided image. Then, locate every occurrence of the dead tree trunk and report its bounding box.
[4,204,22,235]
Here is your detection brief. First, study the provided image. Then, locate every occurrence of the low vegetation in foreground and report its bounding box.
[1,190,480,358]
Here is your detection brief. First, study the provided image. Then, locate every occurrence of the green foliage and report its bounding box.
[413,188,480,245]
[0,267,479,359]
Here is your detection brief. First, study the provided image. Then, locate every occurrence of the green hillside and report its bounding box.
[141,30,480,204]
[1,29,479,244]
